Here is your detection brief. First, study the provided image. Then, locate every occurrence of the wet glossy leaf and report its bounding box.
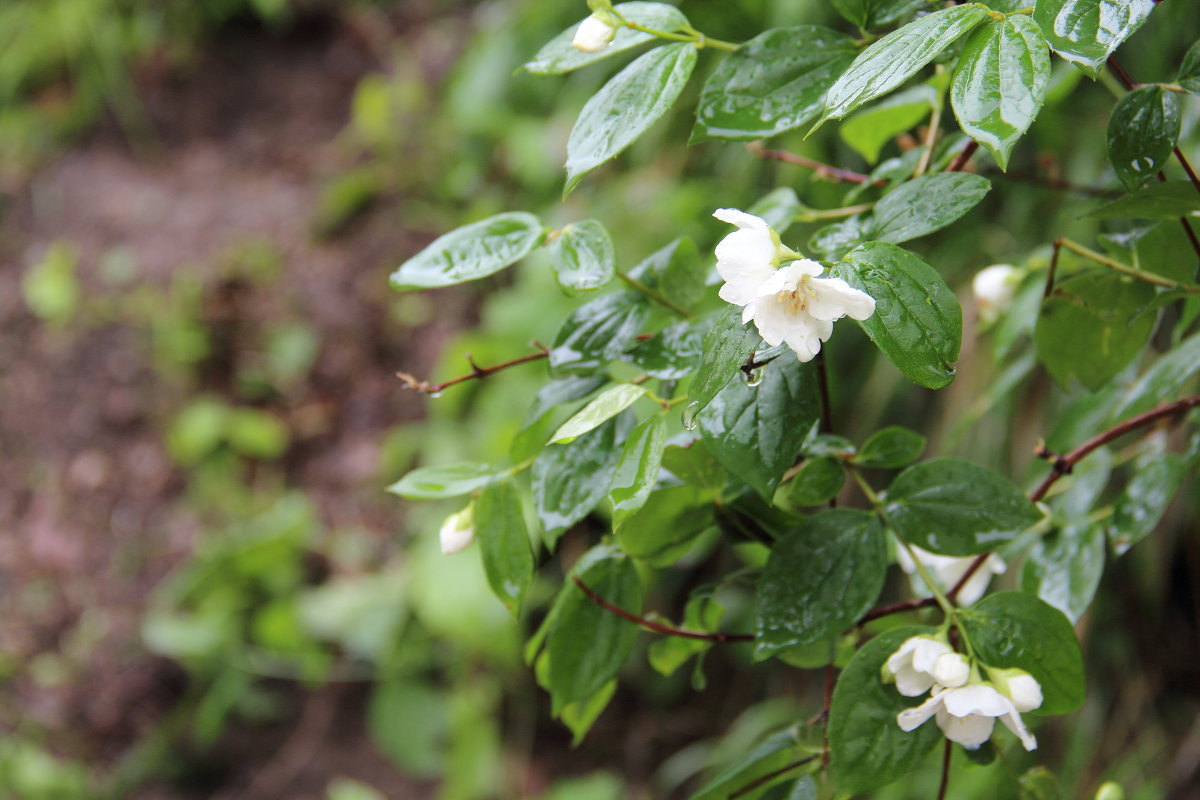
[833,243,962,389]
[625,237,706,311]
[755,510,886,659]
[661,441,728,490]
[854,426,926,468]
[684,306,764,424]
[868,173,991,244]
[1087,181,1200,220]
[883,458,1042,555]
[548,219,616,294]
[616,485,714,564]
[387,462,509,499]
[784,458,844,506]
[608,415,667,526]
[1110,332,1200,420]
[950,15,1050,170]
[550,291,651,375]
[1108,87,1182,191]
[1034,272,1155,391]
[1110,442,1187,554]
[625,318,709,379]
[1021,522,1105,623]
[829,626,942,793]
[840,86,935,164]
[808,215,868,261]
[691,730,809,800]
[959,592,1085,715]
[698,359,821,499]
[1178,37,1200,93]
[512,376,607,461]
[819,4,990,123]
[548,545,641,708]
[476,481,534,615]
[532,413,633,545]
[1033,0,1155,78]
[692,26,856,142]
[523,2,689,75]
[550,383,648,443]
[831,0,932,31]
[565,43,697,194]
[390,212,543,290]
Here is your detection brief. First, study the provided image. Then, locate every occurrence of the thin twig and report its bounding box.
[1174,147,1200,196]
[729,756,819,799]
[858,596,939,625]
[748,141,883,186]
[946,140,979,173]
[936,739,953,800]
[821,662,836,768]
[396,343,550,394]
[815,350,833,434]
[1044,237,1063,300]
[572,576,754,642]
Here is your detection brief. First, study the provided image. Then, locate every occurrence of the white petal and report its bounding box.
[1005,674,1044,713]
[936,707,996,749]
[897,692,944,732]
[750,300,791,347]
[932,653,971,689]
[572,15,615,52]
[941,684,1013,718]
[894,664,937,697]
[755,268,797,297]
[910,638,953,674]
[998,709,1038,751]
[713,208,771,232]
[806,276,876,321]
[439,508,475,554]
[885,637,923,674]
[787,258,825,277]
[715,229,777,302]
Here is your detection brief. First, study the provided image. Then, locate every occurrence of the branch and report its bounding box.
[936,739,953,800]
[946,140,979,173]
[396,343,549,394]
[748,141,882,186]
[571,576,754,643]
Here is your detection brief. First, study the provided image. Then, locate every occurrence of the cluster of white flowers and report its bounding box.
[895,545,1007,607]
[883,634,1043,751]
[712,209,876,362]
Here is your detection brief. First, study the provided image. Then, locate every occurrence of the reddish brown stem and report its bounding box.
[947,140,979,173]
[748,141,883,186]
[1044,237,1063,300]
[572,576,754,643]
[858,596,939,625]
[1174,147,1200,196]
[936,739,953,800]
[397,343,549,394]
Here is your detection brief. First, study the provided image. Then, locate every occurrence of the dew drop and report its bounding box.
[743,368,765,387]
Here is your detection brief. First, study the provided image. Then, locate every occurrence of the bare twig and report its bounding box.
[572,576,754,643]
[396,343,550,394]
[1044,237,1063,300]
[936,739,953,800]
[748,141,883,186]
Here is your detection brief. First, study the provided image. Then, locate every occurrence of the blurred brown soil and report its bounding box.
[0,9,469,799]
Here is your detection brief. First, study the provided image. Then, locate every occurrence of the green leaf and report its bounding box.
[755,510,887,659]
[387,462,509,499]
[831,0,933,31]
[883,458,1042,555]
[1110,442,1188,555]
[615,486,714,564]
[1127,221,1200,285]
[368,679,447,776]
[854,426,926,469]
[1107,87,1182,191]
[532,413,632,545]
[1178,37,1200,94]
[828,626,942,793]
[833,243,962,389]
[549,219,617,294]
[1034,272,1155,391]
[959,592,1085,715]
[661,441,728,490]
[476,481,535,616]
[950,15,1050,170]
[565,42,698,194]
[783,458,845,506]
[684,306,764,424]
[690,730,809,800]
[1021,522,1105,623]
[625,237,706,311]
[513,376,608,461]
[389,212,543,290]
[840,86,935,164]
[808,215,869,261]
[550,291,651,375]
[698,359,822,499]
[1033,0,1155,78]
[692,26,856,142]
[1087,181,1200,220]
[624,317,709,379]
[560,680,616,746]
[523,2,689,75]
[748,187,804,234]
[608,415,667,525]
[648,590,723,677]
[868,173,991,244]
[550,383,648,443]
[819,4,990,123]
[547,544,641,708]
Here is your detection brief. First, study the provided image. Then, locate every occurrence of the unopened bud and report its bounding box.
[439,504,475,554]
[572,13,618,53]
[972,263,1019,324]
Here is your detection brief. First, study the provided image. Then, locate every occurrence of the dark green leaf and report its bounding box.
[615,485,714,564]
[548,545,641,708]
[840,86,935,164]
[523,2,689,75]
[834,243,962,389]
[854,426,926,468]
[831,0,933,31]
[661,440,728,490]
[950,15,1050,170]
[390,212,543,290]
[819,4,990,122]
[884,458,1042,555]
[625,237,706,311]
[1087,181,1200,220]
[808,215,868,261]
[1111,332,1200,420]
[692,26,856,142]
[698,359,821,499]
[1034,272,1155,391]
[1178,37,1200,93]
[784,458,845,506]
[1021,522,1105,623]
[550,291,651,375]
[829,626,941,793]
[755,510,886,659]
[609,415,668,526]
[476,481,535,615]
[1108,87,1182,191]
[549,219,617,294]
[868,173,991,244]
[550,383,647,443]
[1033,0,1155,78]
[684,306,764,424]
[565,43,697,194]
[959,592,1085,715]
[691,730,809,800]
[625,318,709,379]
[1110,441,1188,554]
[1132,221,1199,285]
[387,462,509,499]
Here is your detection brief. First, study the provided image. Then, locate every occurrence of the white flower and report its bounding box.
[972,263,1020,324]
[713,209,875,362]
[883,635,969,697]
[990,667,1044,713]
[572,13,617,52]
[439,504,475,554]
[897,682,1038,751]
[895,545,1006,607]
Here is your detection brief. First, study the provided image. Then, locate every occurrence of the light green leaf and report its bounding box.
[755,510,887,659]
[854,426,926,469]
[692,26,856,142]
[389,212,543,290]
[1107,87,1182,191]
[883,458,1042,555]
[387,462,509,499]
[608,415,667,525]
[683,306,764,425]
[560,680,617,746]
[565,43,697,194]
[748,187,804,234]
[868,173,991,244]
[476,481,535,616]
[840,86,935,164]
[833,243,962,389]
[615,485,714,564]
[523,2,689,75]
[950,15,1050,170]
[819,4,990,122]
[1033,0,1156,78]
[549,219,617,294]
[1110,441,1188,555]
[551,383,648,443]
[1087,181,1200,220]
[1021,522,1105,623]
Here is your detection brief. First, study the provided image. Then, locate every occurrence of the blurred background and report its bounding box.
[0,0,1197,798]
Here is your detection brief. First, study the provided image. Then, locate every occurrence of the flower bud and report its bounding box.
[572,13,617,53]
[990,667,1043,712]
[439,504,475,554]
[932,652,970,688]
[972,263,1019,324]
